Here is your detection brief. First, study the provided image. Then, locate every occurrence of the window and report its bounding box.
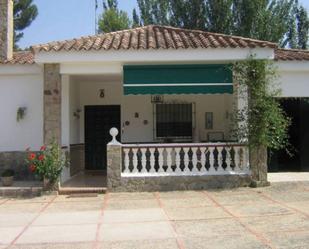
[155,103,193,138]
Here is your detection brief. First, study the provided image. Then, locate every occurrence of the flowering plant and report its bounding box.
[26,141,67,184]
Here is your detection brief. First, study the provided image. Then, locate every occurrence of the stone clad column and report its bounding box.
[0,0,13,61]
[107,128,122,191]
[44,64,61,144]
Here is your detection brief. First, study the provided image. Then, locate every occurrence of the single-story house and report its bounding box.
[0,0,308,191]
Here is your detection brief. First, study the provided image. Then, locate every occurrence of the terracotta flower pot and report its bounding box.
[2,176,14,186]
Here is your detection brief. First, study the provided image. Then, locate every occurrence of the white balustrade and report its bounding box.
[121,143,250,177]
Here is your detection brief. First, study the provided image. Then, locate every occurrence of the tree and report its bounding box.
[13,0,38,48]
[132,8,140,27]
[233,57,291,185]
[170,0,206,29]
[98,0,131,33]
[296,5,309,49]
[136,0,170,26]
[134,0,308,48]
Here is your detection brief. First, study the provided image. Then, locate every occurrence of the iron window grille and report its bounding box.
[153,103,195,141]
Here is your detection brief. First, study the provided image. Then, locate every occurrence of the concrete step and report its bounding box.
[0,181,43,197]
[58,187,107,195]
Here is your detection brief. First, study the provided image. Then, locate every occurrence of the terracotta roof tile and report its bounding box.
[0,51,34,64]
[3,27,308,65]
[31,25,277,53]
[275,48,309,61]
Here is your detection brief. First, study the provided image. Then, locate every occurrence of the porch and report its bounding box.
[57,63,250,191]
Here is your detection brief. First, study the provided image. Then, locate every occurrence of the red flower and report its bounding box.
[40,145,46,151]
[28,153,36,161]
[29,164,36,173]
[38,154,44,161]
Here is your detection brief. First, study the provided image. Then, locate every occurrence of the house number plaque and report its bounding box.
[99,89,105,98]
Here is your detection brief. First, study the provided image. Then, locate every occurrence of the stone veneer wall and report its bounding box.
[0,0,13,61]
[0,152,36,181]
[44,64,61,144]
[69,144,85,176]
[107,144,252,192]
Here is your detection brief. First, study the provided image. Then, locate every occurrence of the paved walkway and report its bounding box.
[268,172,309,183]
[1,182,309,249]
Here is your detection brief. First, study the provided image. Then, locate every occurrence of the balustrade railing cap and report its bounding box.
[108,127,122,146]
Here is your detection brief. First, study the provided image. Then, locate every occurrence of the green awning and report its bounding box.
[123,64,233,95]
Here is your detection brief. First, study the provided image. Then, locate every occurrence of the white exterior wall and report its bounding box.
[0,66,44,151]
[276,62,309,98]
[278,71,309,97]
[68,78,234,144]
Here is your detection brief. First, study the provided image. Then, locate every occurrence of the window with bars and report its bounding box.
[155,103,193,138]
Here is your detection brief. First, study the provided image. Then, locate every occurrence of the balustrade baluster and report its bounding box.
[140,148,147,173]
[225,147,232,172]
[217,147,224,173]
[157,148,164,173]
[234,146,240,172]
[208,147,215,173]
[149,148,156,173]
[191,147,199,173]
[123,148,130,173]
[132,148,139,173]
[166,148,173,173]
[200,147,207,173]
[174,148,181,173]
[183,147,190,173]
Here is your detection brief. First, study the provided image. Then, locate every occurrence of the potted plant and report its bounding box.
[1,169,15,186]
[26,141,67,190]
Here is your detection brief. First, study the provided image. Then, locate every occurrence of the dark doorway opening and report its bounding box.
[84,105,121,171]
[269,98,309,172]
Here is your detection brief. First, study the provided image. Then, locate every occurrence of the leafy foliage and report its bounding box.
[133,0,308,48]
[26,141,68,183]
[98,0,131,33]
[13,0,38,48]
[1,169,15,177]
[233,57,291,151]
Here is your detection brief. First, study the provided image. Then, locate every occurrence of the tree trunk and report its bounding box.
[249,145,270,187]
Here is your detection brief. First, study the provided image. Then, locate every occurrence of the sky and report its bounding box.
[19,0,309,49]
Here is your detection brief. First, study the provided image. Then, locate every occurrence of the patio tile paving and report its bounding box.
[261,191,309,203]
[54,195,105,203]
[159,191,205,199]
[98,239,179,249]
[32,211,100,226]
[99,221,175,241]
[165,206,231,220]
[224,203,292,217]
[287,201,309,215]
[6,196,55,204]
[15,224,97,244]
[10,242,93,249]
[265,230,309,249]
[0,226,24,245]
[210,192,270,205]
[103,208,166,223]
[175,219,246,237]
[240,213,309,232]
[1,181,309,248]
[160,197,214,208]
[0,213,36,227]
[0,202,46,213]
[182,233,270,249]
[106,198,159,210]
[44,200,103,213]
[109,192,155,200]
